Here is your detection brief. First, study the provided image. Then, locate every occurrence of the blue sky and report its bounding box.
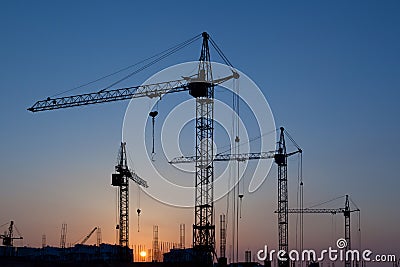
[1,0,399,264]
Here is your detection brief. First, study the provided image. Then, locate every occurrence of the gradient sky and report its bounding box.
[1,1,399,265]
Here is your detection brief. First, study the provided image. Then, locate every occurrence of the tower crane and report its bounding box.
[28,32,237,266]
[283,195,360,267]
[170,127,302,266]
[0,221,23,247]
[112,142,148,250]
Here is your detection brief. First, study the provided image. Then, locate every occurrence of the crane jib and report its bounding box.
[27,82,190,112]
[27,74,237,113]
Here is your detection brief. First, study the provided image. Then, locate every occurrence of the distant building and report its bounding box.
[0,243,133,263]
[163,248,196,263]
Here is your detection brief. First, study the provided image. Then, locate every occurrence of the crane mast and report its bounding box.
[189,32,215,264]
[112,142,148,251]
[274,127,289,266]
[114,143,130,248]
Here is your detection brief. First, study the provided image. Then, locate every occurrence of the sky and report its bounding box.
[0,0,399,265]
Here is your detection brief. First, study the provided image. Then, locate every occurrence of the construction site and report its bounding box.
[0,31,369,267]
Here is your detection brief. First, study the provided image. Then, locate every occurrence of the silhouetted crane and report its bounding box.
[0,221,23,247]
[284,195,360,267]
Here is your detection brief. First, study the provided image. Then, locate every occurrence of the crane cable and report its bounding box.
[14,224,22,238]
[299,153,304,263]
[234,72,240,263]
[331,213,337,245]
[216,129,277,156]
[306,195,346,209]
[115,186,119,243]
[0,222,9,228]
[301,155,304,257]
[358,211,361,250]
[137,185,141,232]
[349,196,362,250]
[149,110,159,161]
[295,158,300,250]
[349,196,360,211]
[295,152,303,252]
[99,34,202,92]
[236,78,244,220]
[212,34,240,261]
[229,74,239,263]
[284,128,301,151]
[12,224,23,246]
[209,37,234,68]
[50,34,202,97]
[125,146,143,233]
[207,34,239,263]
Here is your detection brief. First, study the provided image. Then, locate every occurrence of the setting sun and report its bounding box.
[140,251,147,258]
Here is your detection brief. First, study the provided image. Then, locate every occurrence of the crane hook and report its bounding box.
[149,111,158,161]
[137,208,141,232]
[239,194,244,218]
